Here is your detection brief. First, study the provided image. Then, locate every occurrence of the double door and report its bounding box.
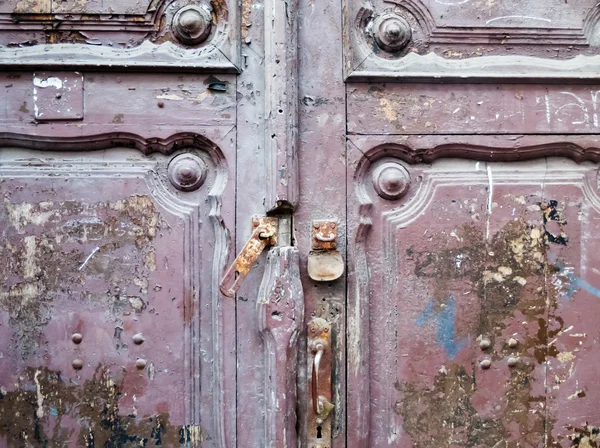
[2,0,600,446]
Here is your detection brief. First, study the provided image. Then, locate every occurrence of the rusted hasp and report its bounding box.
[308,317,334,447]
[308,220,344,282]
[219,217,278,297]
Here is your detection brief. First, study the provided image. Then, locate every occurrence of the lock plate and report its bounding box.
[307,317,334,447]
[308,220,344,282]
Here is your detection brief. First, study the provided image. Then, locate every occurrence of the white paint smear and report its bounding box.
[33,76,63,89]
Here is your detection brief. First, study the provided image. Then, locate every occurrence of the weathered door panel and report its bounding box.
[348,83,600,136]
[0,139,235,446]
[0,0,239,71]
[348,135,600,447]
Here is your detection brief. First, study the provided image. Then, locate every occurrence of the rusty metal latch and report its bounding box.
[308,220,344,282]
[219,217,278,298]
[308,317,334,446]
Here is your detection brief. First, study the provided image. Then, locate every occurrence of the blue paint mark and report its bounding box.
[417,295,469,360]
[555,259,600,301]
[50,407,58,417]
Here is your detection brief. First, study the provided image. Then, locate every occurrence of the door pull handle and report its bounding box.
[308,317,334,445]
[219,217,278,297]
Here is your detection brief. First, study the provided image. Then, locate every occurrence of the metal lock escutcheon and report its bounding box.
[308,220,344,282]
[308,317,334,447]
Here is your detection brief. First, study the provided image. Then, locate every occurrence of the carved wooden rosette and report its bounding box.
[257,247,304,448]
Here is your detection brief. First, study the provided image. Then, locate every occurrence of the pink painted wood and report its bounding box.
[4,0,600,447]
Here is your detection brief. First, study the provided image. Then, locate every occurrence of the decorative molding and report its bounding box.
[257,247,304,448]
[346,146,374,447]
[0,133,231,445]
[0,0,239,71]
[0,131,225,155]
[345,0,600,81]
[359,141,600,164]
[347,52,600,82]
[346,136,600,445]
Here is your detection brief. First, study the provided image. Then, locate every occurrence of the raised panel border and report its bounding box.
[344,2,600,81]
[0,131,235,446]
[0,0,240,72]
[346,134,600,446]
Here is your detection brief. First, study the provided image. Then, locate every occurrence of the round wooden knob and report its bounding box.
[373,13,412,53]
[168,154,208,191]
[372,162,410,200]
[172,5,212,45]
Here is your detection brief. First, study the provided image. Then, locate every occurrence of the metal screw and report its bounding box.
[507,357,519,367]
[480,359,492,369]
[313,222,320,229]
[479,339,491,350]
[71,333,83,344]
[55,93,62,99]
[507,338,518,348]
[72,359,84,370]
[330,222,336,228]
[136,358,147,369]
[132,333,145,345]
[157,101,165,108]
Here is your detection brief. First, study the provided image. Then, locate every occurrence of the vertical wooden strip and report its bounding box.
[264,0,299,211]
[257,247,304,447]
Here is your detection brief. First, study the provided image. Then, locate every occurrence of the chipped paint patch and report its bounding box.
[1,194,163,357]
[0,366,196,446]
[556,351,576,363]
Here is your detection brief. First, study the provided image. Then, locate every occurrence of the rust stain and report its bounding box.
[210,0,228,22]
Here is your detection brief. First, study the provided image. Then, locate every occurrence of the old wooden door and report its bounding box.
[3,0,600,447]
[0,1,239,446]
[342,1,600,448]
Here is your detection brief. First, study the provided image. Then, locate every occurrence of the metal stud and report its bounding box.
[71,333,83,344]
[373,13,412,53]
[480,359,492,369]
[132,333,145,345]
[72,359,84,370]
[172,5,212,46]
[372,162,410,200]
[136,358,147,369]
[168,154,208,192]
[479,339,491,350]
[507,357,519,368]
[507,338,518,348]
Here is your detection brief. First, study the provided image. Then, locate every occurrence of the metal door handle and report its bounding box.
[308,318,334,425]
[312,342,325,415]
[219,217,278,297]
